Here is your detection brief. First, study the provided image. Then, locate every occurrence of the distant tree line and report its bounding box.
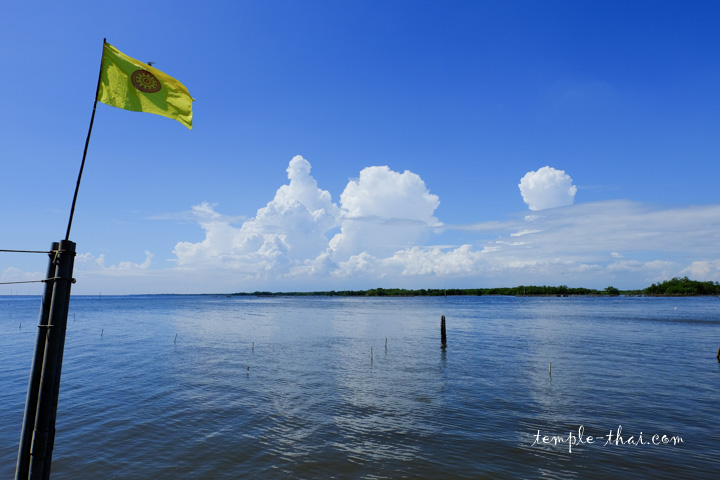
[643,277,720,296]
[232,278,720,297]
[236,285,631,297]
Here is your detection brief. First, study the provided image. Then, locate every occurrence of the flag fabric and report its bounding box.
[97,42,194,129]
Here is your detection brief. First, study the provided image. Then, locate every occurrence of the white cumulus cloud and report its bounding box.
[329,166,440,260]
[682,260,720,281]
[519,166,577,210]
[173,155,340,275]
[168,158,442,286]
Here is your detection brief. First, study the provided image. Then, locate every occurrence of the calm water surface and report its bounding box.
[1,295,718,479]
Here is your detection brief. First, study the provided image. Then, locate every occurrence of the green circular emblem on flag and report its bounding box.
[131,70,162,93]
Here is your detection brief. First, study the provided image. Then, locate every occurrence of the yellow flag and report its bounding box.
[97,42,194,129]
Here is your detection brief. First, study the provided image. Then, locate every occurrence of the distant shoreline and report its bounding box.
[232,277,720,298]
[232,292,717,298]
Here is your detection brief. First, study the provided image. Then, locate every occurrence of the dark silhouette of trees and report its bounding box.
[232,278,719,297]
[644,277,720,296]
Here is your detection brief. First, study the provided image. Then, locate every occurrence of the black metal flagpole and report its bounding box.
[16,38,105,480]
[65,38,106,241]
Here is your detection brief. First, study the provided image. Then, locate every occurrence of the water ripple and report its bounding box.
[1,295,718,478]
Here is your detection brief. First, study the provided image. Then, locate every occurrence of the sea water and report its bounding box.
[1,295,718,479]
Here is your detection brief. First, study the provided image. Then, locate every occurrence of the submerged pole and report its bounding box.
[441,315,447,349]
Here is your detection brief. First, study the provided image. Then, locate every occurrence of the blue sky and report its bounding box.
[2,0,719,294]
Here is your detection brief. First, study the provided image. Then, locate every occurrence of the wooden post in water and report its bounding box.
[441,315,447,349]
[716,345,720,361]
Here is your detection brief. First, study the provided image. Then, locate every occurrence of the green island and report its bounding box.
[234,277,720,297]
